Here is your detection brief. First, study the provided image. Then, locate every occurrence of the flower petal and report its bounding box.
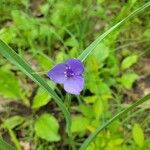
[64,76,84,95]
[47,64,67,84]
[66,58,84,75]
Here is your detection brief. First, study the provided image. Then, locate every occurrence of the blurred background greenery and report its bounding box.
[0,0,150,150]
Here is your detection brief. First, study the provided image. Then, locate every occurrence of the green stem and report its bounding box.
[79,93,150,150]
[68,134,76,150]
[77,96,82,105]
[66,94,71,111]
[7,128,21,150]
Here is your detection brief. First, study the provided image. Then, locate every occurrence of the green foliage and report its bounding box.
[32,81,55,109]
[1,116,24,150]
[1,116,24,129]
[34,113,60,142]
[93,99,104,120]
[0,0,150,150]
[79,105,94,119]
[71,116,90,133]
[0,138,15,150]
[119,73,138,89]
[0,69,21,99]
[121,54,138,70]
[93,43,109,63]
[0,40,71,135]
[132,123,144,148]
[80,93,150,150]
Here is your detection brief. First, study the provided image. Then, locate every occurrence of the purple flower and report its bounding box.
[47,58,84,95]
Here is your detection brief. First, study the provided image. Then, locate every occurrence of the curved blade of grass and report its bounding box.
[0,137,15,150]
[79,93,150,150]
[0,40,71,135]
[78,2,150,62]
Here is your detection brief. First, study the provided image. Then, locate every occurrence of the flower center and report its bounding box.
[64,66,74,78]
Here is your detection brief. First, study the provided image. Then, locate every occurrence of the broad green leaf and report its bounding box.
[105,139,123,150]
[79,105,94,119]
[93,43,109,63]
[78,2,150,62]
[71,116,90,133]
[0,28,17,44]
[0,69,21,99]
[121,54,138,70]
[0,138,15,150]
[86,57,100,72]
[65,37,78,48]
[56,51,68,63]
[32,81,55,109]
[132,123,144,148]
[107,55,119,76]
[1,116,24,129]
[69,47,78,58]
[83,96,98,104]
[32,87,51,109]
[36,54,53,70]
[79,93,150,150]
[120,73,138,89]
[34,113,60,142]
[93,100,103,120]
[87,80,111,97]
[0,40,71,135]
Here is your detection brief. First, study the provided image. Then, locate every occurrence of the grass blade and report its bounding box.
[78,2,150,62]
[0,40,71,135]
[0,137,15,150]
[79,93,150,150]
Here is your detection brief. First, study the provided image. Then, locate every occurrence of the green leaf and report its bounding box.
[121,54,138,70]
[143,29,150,39]
[79,105,94,119]
[65,37,78,48]
[93,100,103,120]
[40,3,50,15]
[34,113,60,142]
[0,28,17,44]
[0,138,15,150]
[93,43,109,63]
[0,40,71,136]
[120,73,138,89]
[87,80,111,98]
[36,54,53,70]
[78,2,150,62]
[132,123,144,148]
[1,116,24,129]
[71,116,90,133]
[79,93,150,150]
[83,96,98,104]
[32,81,55,109]
[0,69,21,99]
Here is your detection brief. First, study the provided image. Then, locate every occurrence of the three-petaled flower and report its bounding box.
[47,58,84,95]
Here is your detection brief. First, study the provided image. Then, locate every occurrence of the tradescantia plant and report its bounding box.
[0,1,150,150]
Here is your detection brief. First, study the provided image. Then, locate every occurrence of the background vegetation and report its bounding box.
[0,0,150,150]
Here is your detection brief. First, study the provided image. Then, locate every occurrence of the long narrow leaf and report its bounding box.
[78,2,150,62]
[79,93,150,150]
[0,137,15,150]
[0,40,71,135]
